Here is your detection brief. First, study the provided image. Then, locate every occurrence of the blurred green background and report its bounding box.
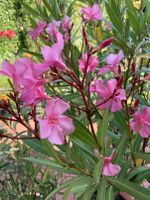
[0,0,35,89]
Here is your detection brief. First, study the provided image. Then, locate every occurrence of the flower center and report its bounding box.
[48,115,59,125]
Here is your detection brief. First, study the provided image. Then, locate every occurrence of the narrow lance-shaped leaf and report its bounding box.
[93,158,104,184]
[106,177,150,200]
[97,109,111,153]
[114,134,128,163]
[96,179,107,200]
[45,176,84,200]
[133,152,150,163]
[127,11,141,37]
[41,139,62,164]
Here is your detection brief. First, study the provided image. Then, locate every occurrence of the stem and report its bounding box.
[124,101,132,139]
[0,133,37,140]
[80,90,101,151]
[124,56,132,88]
[81,50,91,88]
[3,107,39,139]
[0,116,18,122]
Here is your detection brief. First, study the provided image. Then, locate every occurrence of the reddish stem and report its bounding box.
[0,133,37,140]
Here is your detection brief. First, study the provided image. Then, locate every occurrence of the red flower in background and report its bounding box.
[0,31,4,37]
[4,29,16,38]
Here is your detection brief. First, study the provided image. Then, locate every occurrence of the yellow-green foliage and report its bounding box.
[0,0,18,63]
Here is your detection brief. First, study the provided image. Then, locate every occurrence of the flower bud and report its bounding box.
[134,99,139,108]
[132,63,136,75]
[99,37,114,49]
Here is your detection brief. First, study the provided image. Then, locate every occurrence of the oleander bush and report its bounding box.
[0,0,150,199]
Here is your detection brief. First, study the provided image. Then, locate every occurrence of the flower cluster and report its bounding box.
[29,16,73,42]
[0,3,150,179]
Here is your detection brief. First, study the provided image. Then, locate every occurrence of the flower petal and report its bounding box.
[59,116,74,134]
[38,119,52,138]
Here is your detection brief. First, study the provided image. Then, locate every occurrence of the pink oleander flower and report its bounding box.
[29,20,46,40]
[20,84,49,106]
[38,99,74,144]
[0,61,20,90]
[79,53,99,73]
[102,151,121,176]
[130,107,150,138]
[41,32,66,70]
[62,16,72,32]
[98,51,124,75]
[46,20,61,38]
[80,4,102,21]
[90,79,126,112]
[0,58,48,106]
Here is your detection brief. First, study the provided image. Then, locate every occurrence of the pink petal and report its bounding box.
[102,163,121,176]
[97,99,112,110]
[141,107,150,123]
[107,51,124,67]
[59,116,74,134]
[41,46,52,61]
[41,33,66,70]
[145,75,150,80]
[130,121,141,132]
[111,98,122,112]
[33,63,50,76]
[140,125,150,138]
[116,89,126,100]
[0,61,15,78]
[46,99,69,117]
[98,66,110,75]
[106,79,117,95]
[38,119,52,138]
[92,4,102,20]
[47,125,65,145]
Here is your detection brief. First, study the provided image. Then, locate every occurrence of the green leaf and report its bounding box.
[127,167,149,181]
[70,45,80,76]
[114,134,128,163]
[23,49,42,60]
[72,118,97,148]
[97,110,111,153]
[22,3,41,19]
[127,11,140,37]
[106,177,150,200]
[70,176,92,194]
[41,139,62,164]
[114,111,130,135]
[24,157,78,174]
[105,2,122,33]
[45,176,83,199]
[134,169,150,183]
[41,0,57,18]
[71,138,97,161]
[118,161,131,178]
[133,152,150,163]
[96,179,107,200]
[93,159,104,184]
[24,157,63,170]
[132,134,143,152]
[82,182,97,200]
[24,139,49,156]
[126,0,138,18]
[106,186,115,200]
[62,186,72,200]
